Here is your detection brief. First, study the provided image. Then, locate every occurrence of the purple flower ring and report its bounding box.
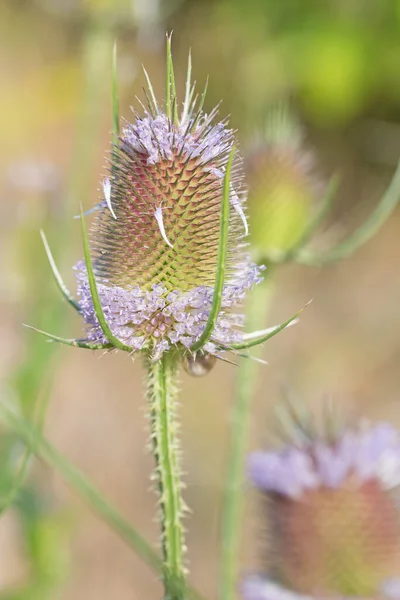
[245,419,400,599]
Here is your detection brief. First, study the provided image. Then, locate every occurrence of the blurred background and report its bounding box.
[1,0,400,598]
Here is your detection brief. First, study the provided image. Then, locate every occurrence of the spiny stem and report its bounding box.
[220,276,275,600]
[146,353,186,600]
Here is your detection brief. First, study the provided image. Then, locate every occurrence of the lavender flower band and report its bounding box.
[123,112,234,168]
[248,423,400,498]
[241,576,400,600]
[75,260,263,359]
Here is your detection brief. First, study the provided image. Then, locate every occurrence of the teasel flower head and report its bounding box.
[31,38,304,367]
[242,404,400,600]
[246,105,322,263]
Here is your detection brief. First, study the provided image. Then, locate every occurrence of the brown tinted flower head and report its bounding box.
[246,105,320,262]
[72,41,264,361]
[243,409,400,600]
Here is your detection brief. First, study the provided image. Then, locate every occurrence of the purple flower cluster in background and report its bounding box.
[242,576,400,600]
[243,421,400,600]
[248,422,400,498]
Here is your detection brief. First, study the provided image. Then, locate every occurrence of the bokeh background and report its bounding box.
[1,0,400,598]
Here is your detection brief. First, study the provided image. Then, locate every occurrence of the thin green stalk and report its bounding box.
[112,41,120,145]
[80,204,133,352]
[146,353,186,600]
[166,33,174,121]
[40,230,81,312]
[220,276,275,600]
[67,22,113,207]
[0,381,50,515]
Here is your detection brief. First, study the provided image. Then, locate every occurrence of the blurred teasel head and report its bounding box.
[29,35,286,366]
[243,406,400,599]
[246,104,321,263]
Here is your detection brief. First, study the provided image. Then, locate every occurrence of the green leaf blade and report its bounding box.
[229,301,310,351]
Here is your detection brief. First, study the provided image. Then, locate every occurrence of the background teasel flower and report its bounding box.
[243,407,400,600]
[246,105,322,263]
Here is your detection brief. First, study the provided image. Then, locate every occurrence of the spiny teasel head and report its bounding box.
[72,38,265,362]
[32,40,302,364]
[242,403,400,600]
[246,104,321,263]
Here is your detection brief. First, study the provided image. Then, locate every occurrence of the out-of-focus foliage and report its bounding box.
[246,106,318,260]
[1,1,400,599]
[178,0,400,128]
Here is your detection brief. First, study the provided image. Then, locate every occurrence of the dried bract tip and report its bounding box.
[244,411,400,599]
[102,178,117,220]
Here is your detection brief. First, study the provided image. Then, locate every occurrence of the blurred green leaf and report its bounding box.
[0,399,205,600]
[296,161,400,265]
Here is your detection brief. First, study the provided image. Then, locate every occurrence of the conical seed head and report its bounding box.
[91,114,246,292]
[269,480,400,596]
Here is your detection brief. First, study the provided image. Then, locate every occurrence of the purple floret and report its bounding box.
[241,577,312,600]
[75,259,263,359]
[241,576,400,600]
[248,423,400,496]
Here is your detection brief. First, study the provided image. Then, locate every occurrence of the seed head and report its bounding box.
[244,411,400,600]
[246,105,320,262]
[74,44,263,360]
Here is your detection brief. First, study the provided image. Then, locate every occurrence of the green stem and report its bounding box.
[220,276,275,600]
[146,354,186,600]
